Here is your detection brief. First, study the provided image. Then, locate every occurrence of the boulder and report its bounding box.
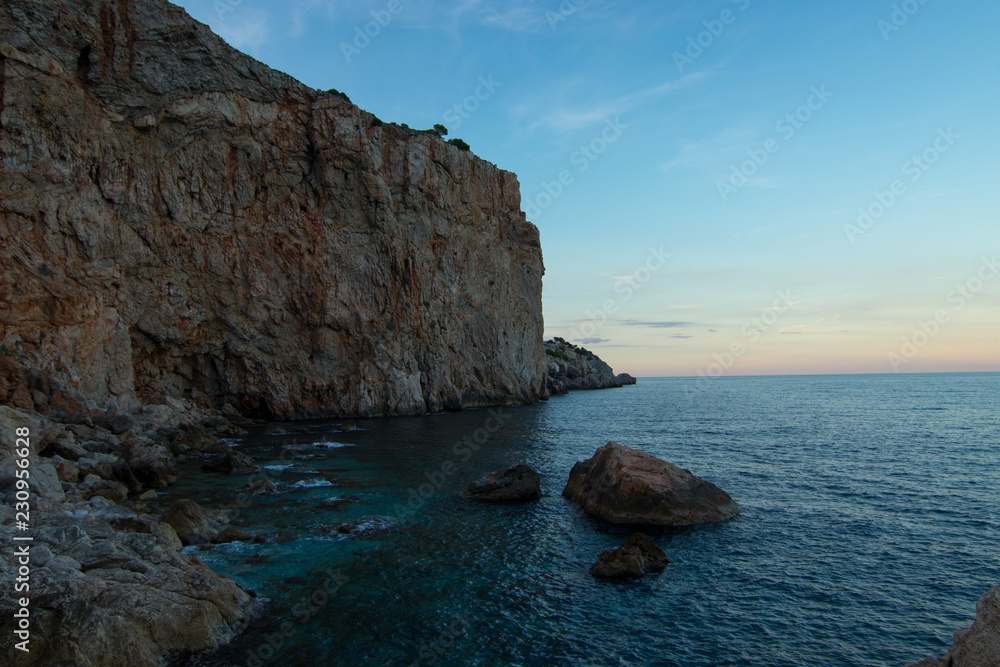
[463,463,542,502]
[908,583,1000,667]
[78,475,129,504]
[590,533,670,579]
[163,499,230,546]
[122,436,177,488]
[202,448,258,474]
[563,441,739,526]
[211,527,253,544]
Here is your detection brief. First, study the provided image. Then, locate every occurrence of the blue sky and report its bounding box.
[176,0,1000,377]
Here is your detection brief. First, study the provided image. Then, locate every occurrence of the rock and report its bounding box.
[0,0,547,421]
[545,339,634,393]
[245,479,277,495]
[463,463,542,502]
[0,513,259,665]
[78,474,130,504]
[212,527,253,544]
[908,584,1000,667]
[139,490,157,501]
[202,449,258,474]
[563,442,740,526]
[590,533,670,579]
[163,499,231,546]
[121,436,177,488]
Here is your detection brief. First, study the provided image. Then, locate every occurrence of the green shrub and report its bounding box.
[447,138,471,151]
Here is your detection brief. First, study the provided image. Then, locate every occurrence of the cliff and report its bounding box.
[544,338,636,394]
[0,0,547,420]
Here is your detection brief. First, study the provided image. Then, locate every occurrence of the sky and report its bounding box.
[175,0,1000,377]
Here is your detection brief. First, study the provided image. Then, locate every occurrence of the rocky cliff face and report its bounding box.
[544,338,636,394]
[0,0,547,420]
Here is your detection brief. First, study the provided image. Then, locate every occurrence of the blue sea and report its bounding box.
[180,373,1000,667]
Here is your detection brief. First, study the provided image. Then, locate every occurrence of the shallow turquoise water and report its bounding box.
[176,373,1000,666]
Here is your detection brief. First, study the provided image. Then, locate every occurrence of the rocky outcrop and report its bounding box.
[0,0,547,420]
[545,339,635,394]
[0,403,260,665]
[463,463,542,502]
[163,498,232,546]
[590,533,670,579]
[563,441,739,526]
[908,584,1000,667]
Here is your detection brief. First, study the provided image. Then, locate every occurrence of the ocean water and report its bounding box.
[176,373,1000,667]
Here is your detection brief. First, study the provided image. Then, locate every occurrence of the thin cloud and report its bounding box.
[533,72,710,133]
[619,320,693,328]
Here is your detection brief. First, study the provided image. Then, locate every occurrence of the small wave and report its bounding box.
[313,440,356,449]
[292,478,335,489]
[262,464,295,471]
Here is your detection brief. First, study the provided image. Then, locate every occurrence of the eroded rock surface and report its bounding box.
[563,441,739,526]
[463,463,542,502]
[590,532,670,579]
[0,0,546,420]
[545,339,634,394]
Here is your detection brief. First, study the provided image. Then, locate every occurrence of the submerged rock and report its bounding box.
[908,583,1000,667]
[563,441,739,526]
[463,463,542,502]
[590,533,670,579]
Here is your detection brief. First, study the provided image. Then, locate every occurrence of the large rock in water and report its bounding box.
[463,463,542,501]
[908,584,1000,667]
[590,533,670,579]
[163,499,231,546]
[563,442,739,526]
[0,0,547,419]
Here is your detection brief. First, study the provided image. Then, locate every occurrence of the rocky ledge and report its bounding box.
[563,441,739,526]
[545,338,637,394]
[0,403,261,665]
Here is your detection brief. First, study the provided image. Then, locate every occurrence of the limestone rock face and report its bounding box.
[0,0,547,420]
[563,441,740,526]
[463,463,542,502]
[908,584,1000,667]
[545,339,633,394]
[590,533,670,579]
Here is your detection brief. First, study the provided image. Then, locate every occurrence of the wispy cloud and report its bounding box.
[619,320,694,328]
[532,72,710,133]
[575,337,611,345]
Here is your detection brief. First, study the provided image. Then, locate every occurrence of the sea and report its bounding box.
[178,373,1000,667]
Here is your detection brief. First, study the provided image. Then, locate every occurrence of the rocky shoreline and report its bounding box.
[0,396,264,665]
